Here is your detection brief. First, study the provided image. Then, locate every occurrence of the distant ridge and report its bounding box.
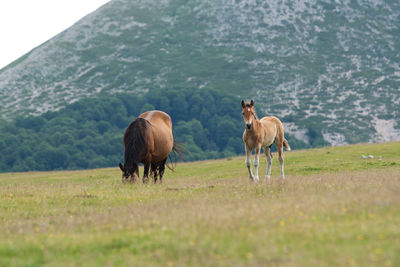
[0,0,399,146]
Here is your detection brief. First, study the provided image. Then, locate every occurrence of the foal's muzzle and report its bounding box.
[246,123,252,130]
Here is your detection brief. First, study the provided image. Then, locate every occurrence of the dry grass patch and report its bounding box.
[1,142,400,266]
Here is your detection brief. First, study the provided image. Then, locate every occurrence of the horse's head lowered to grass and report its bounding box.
[119,162,139,183]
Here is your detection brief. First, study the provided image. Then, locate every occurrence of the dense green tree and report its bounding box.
[15,116,47,131]
[226,137,244,154]
[215,119,237,148]
[0,87,311,172]
[97,121,112,134]
[33,146,69,170]
[140,103,155,114]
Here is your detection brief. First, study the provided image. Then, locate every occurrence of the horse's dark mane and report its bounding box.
[123,117,151,173]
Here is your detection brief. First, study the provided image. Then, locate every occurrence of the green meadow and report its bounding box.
[1,142,399,266]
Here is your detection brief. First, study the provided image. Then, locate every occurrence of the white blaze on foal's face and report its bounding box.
[244,108,253,128]
[241,100,255,130]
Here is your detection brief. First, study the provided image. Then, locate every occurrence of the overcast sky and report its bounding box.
[0,0,111,69]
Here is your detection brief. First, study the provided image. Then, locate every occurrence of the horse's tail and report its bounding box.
[283,138,291,151]
[123,117,152,168]
[166,140,186,171]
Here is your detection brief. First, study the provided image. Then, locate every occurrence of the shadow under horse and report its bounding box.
[119,110,181,183]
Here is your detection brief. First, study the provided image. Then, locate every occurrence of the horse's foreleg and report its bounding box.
[253,146,260,182]
[245,146,254,180]
[143,163,150,183]
[278,146,285,179]
[132,165,139,183]
[265,146,272,180]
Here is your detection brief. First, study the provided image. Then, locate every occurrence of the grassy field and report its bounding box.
[1,142,400,266]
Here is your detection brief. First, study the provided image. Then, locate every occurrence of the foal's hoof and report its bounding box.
[249,177,257,183]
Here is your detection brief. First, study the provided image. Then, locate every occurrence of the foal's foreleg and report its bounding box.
[245,146,254,180]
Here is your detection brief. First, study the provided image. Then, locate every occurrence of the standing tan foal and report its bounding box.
[241,100,291,182]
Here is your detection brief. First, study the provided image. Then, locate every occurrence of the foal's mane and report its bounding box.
[244,103,258,120]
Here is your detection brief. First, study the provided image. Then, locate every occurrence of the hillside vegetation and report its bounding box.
[1,142,399,266]
[0,87,307,172]
[0,0,399,145]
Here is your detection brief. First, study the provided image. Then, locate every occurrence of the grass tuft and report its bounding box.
[1,142,400,266]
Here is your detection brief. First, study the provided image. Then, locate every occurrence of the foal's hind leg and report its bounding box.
[253,146,261,182]
[264,146,273,180]
[277,145,285,179]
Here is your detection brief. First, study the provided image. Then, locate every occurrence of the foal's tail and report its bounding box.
[283,138,291,151]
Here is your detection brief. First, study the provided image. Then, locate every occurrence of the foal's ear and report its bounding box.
[241,100,245,108]
[250,99,254,106]
[119,163,125,172]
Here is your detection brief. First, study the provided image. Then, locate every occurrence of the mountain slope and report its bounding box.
[0,0,399,146]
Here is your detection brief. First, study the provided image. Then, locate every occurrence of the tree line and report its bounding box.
[0,87,308,172]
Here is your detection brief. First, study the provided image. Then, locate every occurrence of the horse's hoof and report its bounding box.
[122,178,134,184]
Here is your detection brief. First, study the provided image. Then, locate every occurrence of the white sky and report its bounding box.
[0,0,111,69]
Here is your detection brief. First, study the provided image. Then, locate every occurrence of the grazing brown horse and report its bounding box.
[119,110,179,183]
[241,100,291,182]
